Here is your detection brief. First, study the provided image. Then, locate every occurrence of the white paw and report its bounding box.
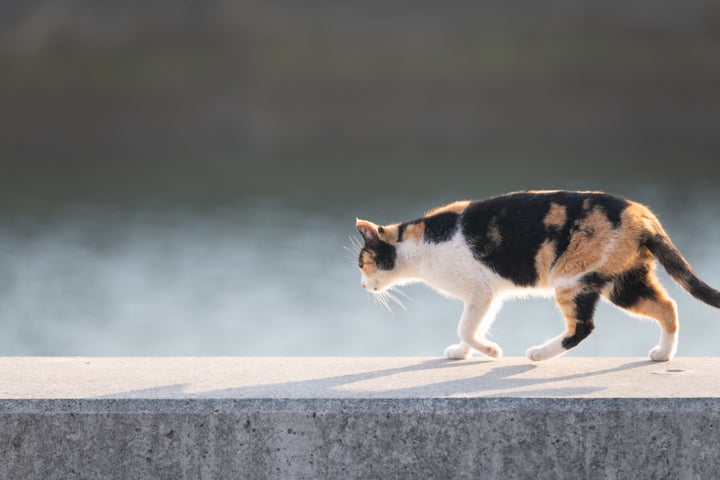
[526,346,549,362]
[478,342,503,359]
[444,343,472,360]
[649,346,673,362]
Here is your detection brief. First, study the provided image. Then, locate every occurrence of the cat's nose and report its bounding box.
[361,283,367,289]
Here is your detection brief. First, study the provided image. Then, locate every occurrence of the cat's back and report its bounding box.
[459,190,634,286]
[462,190,631,228]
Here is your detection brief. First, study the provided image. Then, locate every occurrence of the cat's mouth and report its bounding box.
[361,282,381,292]
[361,278,390,293]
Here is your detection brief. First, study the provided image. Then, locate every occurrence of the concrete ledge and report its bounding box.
[1,357,719,479]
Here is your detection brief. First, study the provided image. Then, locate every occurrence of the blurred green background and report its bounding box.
[1,1,719,356]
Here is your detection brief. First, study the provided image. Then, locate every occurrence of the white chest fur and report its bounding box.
[398,233,508,301]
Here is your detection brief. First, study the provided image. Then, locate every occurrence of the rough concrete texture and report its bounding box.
[0,357,719,479]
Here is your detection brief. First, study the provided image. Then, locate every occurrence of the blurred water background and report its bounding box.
[1,1,719,356]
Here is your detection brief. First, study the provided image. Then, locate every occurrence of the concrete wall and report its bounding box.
[1,357,719,479]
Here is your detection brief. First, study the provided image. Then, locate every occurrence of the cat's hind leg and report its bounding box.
[445,293,503,360]
[526,284,600,361]
[605,266,678,361]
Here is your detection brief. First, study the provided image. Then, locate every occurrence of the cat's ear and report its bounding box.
[356,219,380,244]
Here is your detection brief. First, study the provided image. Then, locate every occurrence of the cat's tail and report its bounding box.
[644,233,720,308]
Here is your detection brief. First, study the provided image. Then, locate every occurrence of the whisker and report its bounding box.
[349,235,363,251]
[389,286,412,301]
[383,290,406,310]
[342,246,359,261]
[379,294,391,312]
[374,292,393,313]
[374,294,384,311]
[343,239,363,265]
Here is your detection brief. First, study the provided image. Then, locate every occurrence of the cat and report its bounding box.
[355,190,720,361]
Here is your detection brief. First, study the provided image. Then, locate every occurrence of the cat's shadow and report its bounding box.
[96,358,653,400]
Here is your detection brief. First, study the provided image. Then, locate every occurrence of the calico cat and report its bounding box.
[355,190,720,361]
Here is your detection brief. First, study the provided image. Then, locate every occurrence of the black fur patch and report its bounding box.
[580,272,611,289]
[643,234,685,278]
[424,212,459,243]
[461,193,552,286]
[644,233,720,308]
[397,223,407,242]
[549,195,586,265]
[561,320,595,349]
[610,265,657,308]
[373,241,397,270]
[561,289,599,349]
[590,193,629,228]
[459,191,630,286]
[574,289,600,322]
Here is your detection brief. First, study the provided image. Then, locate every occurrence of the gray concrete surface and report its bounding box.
[1,357,719,479]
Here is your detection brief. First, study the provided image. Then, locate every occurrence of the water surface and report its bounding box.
[1,184,718,357]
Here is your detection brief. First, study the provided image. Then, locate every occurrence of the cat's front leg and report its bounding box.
[444,294,503,360]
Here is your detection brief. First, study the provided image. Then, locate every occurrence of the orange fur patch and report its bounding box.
[360,251,378,275]
[613,270,679,334]
[554,286,582,334]
[378,223,400,244]
[534,240,557,287]
[544,203,567,227]
[527,189,561,194]
[554,207,615,278]
[596,203,657,277]
[425,200,471,217]
[403,222,425,242]
[629,295,678,334]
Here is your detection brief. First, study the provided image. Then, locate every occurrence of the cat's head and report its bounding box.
[356,219,400,292]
